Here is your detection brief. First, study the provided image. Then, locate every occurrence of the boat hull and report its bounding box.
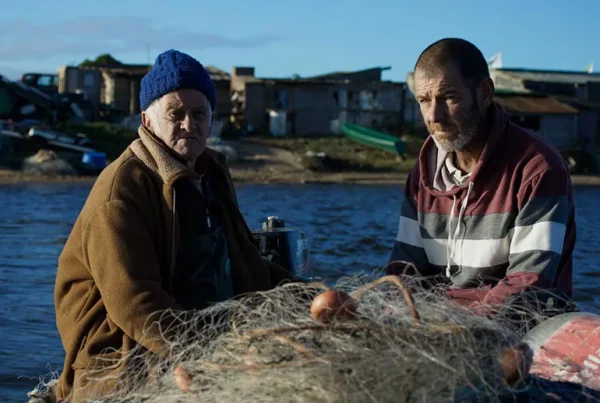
[524,312,600,390]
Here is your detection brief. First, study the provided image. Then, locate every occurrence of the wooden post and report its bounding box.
[129,79,140,115]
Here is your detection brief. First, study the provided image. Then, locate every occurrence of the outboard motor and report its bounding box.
[252,216,310,277]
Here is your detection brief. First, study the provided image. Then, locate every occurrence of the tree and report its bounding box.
[79,54,123,67]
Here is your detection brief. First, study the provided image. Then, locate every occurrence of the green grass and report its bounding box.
[244,134,424,173]
[28,122,426,174]
[56,122,137,160]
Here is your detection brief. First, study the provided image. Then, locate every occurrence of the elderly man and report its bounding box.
[388,38,576,319]
[54,49,294,401]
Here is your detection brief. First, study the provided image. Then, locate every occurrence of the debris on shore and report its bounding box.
[22,150,78,176]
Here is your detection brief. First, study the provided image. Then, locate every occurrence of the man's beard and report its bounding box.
[428,99,482,153]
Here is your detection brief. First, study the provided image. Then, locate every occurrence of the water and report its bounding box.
[0,182,599,402]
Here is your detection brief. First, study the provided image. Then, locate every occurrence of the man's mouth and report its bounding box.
[431,127,455,137]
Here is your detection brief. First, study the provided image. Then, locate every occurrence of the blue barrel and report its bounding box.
[81,151,107,170]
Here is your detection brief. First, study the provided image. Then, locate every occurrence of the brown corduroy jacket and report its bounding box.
[54,126,293,401]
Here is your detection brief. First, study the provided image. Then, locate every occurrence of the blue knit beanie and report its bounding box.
[139,49,216,111]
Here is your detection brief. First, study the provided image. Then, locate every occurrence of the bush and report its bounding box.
[56,122,137,160]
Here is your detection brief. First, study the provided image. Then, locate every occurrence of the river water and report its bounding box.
[1,182,599,402]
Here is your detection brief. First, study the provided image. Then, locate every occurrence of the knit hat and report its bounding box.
[139,49,216,111]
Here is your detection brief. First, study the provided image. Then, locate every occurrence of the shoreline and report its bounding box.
[2,168,600,187]
[4,137,599,187]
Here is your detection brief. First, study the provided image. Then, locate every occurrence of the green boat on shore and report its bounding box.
[341,123,406,156]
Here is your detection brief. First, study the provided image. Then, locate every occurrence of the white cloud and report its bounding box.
[0,16,284,61]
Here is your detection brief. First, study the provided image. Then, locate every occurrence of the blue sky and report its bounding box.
[0,0,598,81]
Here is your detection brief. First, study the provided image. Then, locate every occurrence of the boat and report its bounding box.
[524,311,600,391]
[341,123,406,155]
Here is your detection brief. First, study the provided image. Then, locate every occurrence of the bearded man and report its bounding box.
[387,38,576,319]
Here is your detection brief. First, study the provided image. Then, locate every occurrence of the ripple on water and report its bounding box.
[0,183,599,402]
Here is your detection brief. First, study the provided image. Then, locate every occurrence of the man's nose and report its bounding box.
[427,99,446,124]
[181,114,195,132]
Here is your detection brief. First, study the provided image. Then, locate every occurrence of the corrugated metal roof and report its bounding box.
[497,68,600,84]
[206,66,230,81]
[79,64,150,77]
[77,64,231,81]
[555,95,600,110]
[246,77,404,87]
[263,78,343,85]
[495,93,578,114]
[308,66,391,80]
[234,76,343,85]
[232,67,396,85]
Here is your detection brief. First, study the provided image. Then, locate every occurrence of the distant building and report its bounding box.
[230,66,407,135]
[55,61,407,134]
[490,68,600,151]
[58,63,149,121]
[494,90,579,150]
[205,66,232,121]
[57,66,103,113]
[57,64,232,122]
[490,68,600,102]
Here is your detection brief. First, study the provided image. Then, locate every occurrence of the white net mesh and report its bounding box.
[32,275,600,402]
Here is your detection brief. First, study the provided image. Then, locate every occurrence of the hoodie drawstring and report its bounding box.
[445,182,474,278]
[171,188,177,289]
[445,197,457,277]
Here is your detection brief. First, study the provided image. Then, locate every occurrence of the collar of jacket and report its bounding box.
[130,125,228,186]
[417,102,511,197]
[129,125,233,284]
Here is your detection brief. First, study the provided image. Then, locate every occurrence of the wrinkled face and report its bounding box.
[142,89,212,161]
[414,64,487,152]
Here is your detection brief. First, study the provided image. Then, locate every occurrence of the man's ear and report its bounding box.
[141,111,151,130]
[478,77,495,109]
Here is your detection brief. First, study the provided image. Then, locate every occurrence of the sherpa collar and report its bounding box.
[130,125,226,186]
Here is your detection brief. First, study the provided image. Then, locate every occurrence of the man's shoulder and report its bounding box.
[503,122,569,178]
[85,148,162,210]
[205,147,229,165]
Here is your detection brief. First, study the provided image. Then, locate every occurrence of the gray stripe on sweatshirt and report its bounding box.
[415,195,567,240]
[514,195,569,227]
[438,250,559,287]
[507,250,562,280]
[417,212,516,240]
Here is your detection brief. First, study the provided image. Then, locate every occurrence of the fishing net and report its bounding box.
[31,275,600,402]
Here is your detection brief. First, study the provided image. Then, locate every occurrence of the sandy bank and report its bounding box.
[1,139,599,186]
[2,168,599,187]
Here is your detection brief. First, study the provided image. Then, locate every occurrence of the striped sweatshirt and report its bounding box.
[388,103,576,307]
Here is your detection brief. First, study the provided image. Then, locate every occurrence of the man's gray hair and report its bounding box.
[143,100,161,132]
[142,95,214,133]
